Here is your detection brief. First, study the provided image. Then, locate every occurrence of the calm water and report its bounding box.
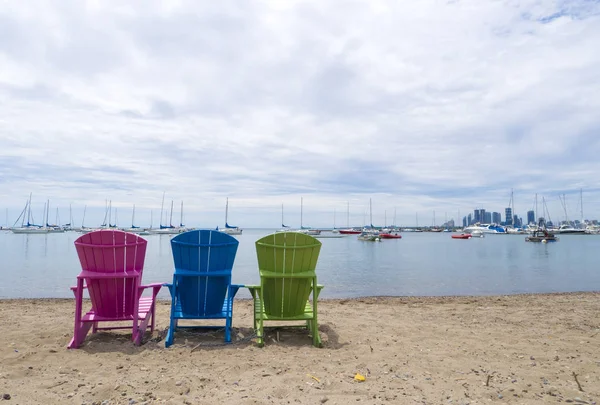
[1,229,599,299]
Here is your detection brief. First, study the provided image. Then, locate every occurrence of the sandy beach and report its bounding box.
[1,293,599,404]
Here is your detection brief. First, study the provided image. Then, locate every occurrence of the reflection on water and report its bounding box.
[1,230,600,299]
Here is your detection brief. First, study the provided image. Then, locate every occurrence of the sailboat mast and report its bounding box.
[132,204,136,227]
[169,200,174,227]
[535,193,538,224]
[225,198,229,225]
[108,200,112,226]
[180,201,184,227]
[159,192,165,227]
[369,198,373,228]
[82,205,87,228]
[281,203,284,227]
[580,188,584,223]
[46,199,50,226]
[300,197,303,228]
[150,210,153,228]
[347,201,350,228]
[27,193,32,226]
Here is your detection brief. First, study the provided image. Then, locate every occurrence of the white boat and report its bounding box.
[463,223,506,234]
[554,224,587,235]
[12,226,50,234]
[358,199,380,241]
[358,230,381,241]
[470,230,484,238]
[220,198,242,235]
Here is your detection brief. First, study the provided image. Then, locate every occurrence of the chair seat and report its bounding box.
[253,298,315,321]
[81,297,154,322]
[172,298,232,319]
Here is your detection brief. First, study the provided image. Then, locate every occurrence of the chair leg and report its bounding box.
[165,319,175,348]
[312,318,321,348]
[225,315,232,343]
[68,280,92,349]
[257,317,264,347]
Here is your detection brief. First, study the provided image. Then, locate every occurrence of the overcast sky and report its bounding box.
[1,0,600,228]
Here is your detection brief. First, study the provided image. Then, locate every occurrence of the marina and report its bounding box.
[2,228,599,300]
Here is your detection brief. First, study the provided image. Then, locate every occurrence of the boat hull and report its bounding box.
[339,229,362,235]
[451,234,472,239]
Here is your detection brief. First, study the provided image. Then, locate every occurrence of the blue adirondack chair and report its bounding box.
[165,229,241,347]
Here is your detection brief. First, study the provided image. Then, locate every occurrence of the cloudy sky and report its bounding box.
[1,0,600,228]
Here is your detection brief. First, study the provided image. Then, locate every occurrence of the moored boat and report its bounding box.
[380,232,402,239]
[525,219,558,242]
[451,233,472,239]
[339,228,362,234]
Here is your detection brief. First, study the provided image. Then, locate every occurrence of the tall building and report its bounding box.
[527,210,535,225]
[473,209,481,223]
[467,213,472,225]
[462,216,467,227]
[492,212,501,224]
[484,212,492,223]
[513,215,521,228]
[505,207,513,226]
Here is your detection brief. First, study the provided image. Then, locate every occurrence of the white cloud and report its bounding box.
[1,0,600,228]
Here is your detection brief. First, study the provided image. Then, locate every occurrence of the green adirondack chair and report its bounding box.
[247,232,323,347]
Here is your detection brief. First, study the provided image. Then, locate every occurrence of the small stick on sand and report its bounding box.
[485,375,491,387]
[572,372,584,392]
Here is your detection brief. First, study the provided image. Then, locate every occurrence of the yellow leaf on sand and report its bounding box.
[354,373,366,382]
[306,374,320,383]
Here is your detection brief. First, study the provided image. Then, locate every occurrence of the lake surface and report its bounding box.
[1,229,599,299]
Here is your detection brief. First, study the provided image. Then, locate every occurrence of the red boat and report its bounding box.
[380,233,402,239]
[451,234,472,239]
[339,229,362,235]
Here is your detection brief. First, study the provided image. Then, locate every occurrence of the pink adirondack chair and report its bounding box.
[68,230,162,349]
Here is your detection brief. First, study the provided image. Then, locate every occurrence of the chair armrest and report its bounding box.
[140,282,164,290]
[139,283,162,298]
[163,283,174,297]
[245,285,260,299]
[229,284,244,298]
[314,284,324,300]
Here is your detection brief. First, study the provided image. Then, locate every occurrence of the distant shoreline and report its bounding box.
[2,290,598,303]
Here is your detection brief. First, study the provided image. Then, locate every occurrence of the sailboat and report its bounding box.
[121,204,150,235]
[339,201,362,234]
[11,194,50,234]
[277,203,292,232]
[358,199,381,241]
[149,199,188,234]
[296,197,320,235]
[220,198,242,235]
[45,202,65,233]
